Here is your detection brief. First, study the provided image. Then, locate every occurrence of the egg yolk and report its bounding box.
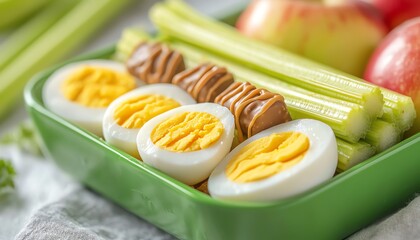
[114,94,180,129]
[151,112,224,152]
[62,66,135,108]
[226,132,309,183]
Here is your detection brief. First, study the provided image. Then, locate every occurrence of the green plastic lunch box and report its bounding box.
[24,8,420,240]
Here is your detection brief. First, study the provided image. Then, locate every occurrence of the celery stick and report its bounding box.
[150,2,384,119]
[0,0,130,120]
[117,29,372,142]
[336,139,376,172]
[175,42,395,157]
[114,28,151,61]
[0,0,52,30]
[381,89,416,132]
[171,41,371,143]
[380,107,396,125]
[365,120,400,153]
[161,0,417,134]
[0,0,78,72]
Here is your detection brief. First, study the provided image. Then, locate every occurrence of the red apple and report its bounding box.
[364,17,420,134]
[366,0,420,29]
[236,0,388,77]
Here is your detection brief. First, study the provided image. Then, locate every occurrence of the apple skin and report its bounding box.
[364,17,420,134]
[236,0,388,77]
[366,0,420,29]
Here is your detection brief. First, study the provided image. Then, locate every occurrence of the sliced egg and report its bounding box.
[137,103,235,185]
[103,84,196,158]
[208,119,337,202]
[43,60,140,136]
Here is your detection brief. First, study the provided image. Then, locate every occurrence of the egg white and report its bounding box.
[137,103,235,185]
[42,60,142,136]
[103,84,196,158]
[208,119,337,202]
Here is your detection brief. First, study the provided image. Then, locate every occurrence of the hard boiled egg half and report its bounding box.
[208,119,337,202]
[103,84,196,158]
[137,103,235,185]
[43,60,140,136]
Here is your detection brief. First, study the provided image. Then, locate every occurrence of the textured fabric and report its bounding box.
[0,145,79,239]
[14,189,175,240]
[349,195,420,240]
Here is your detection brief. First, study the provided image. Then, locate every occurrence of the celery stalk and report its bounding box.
[150,2,384,119]
[116,28,150,55]
[117,30,372,142]
[365,120,400,153]
[117,29,372,143]
[0,0,52,30]
[173,42,371,143]
[114,28,151,61]
[336,139,376,172]
[176,42,396,159]
[381,89,416,132]
[159,0,417,134]
[0,0,130,120]
[0,0,78,72]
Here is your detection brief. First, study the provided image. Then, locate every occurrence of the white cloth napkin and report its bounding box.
[14,189,175,240]
[349,195,420,240]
